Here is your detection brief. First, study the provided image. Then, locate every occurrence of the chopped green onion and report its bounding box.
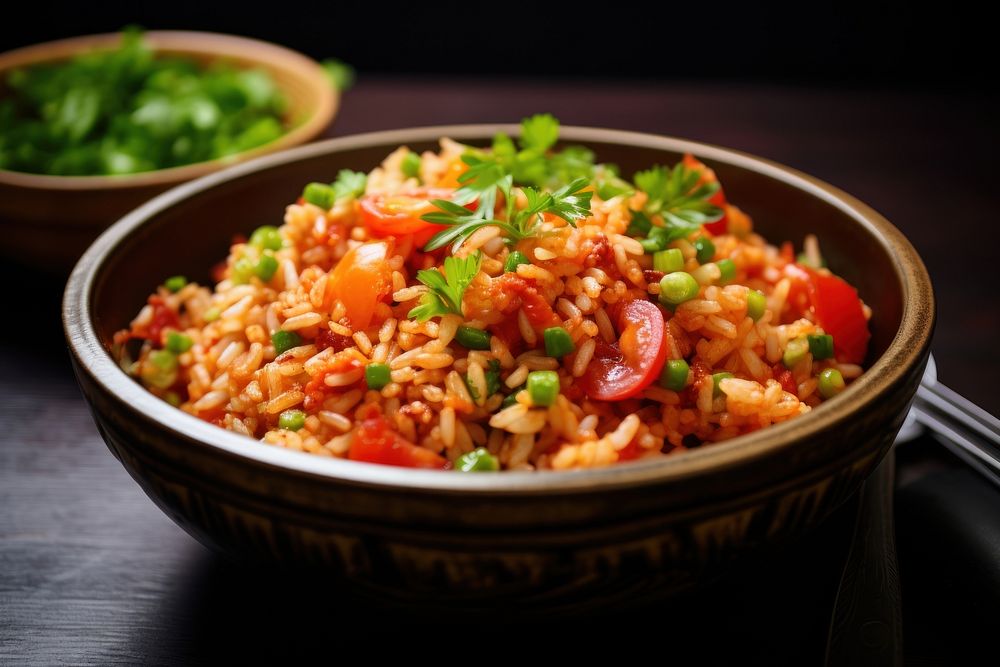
[543,327,575,357]
[249,225,283,251]
[527,370,560,407]
[694,237,716,264]
[660,359,690,391]
[303,182,336,209]
[783,336,810,369]
[365,363,391,390]
[504,250,531,273]
[747,290,767,321]
[626,210,653,237]
[455,325,491,350]
[278,409,306,431]
[717,259,736,284]
[164,275,187,293]
[712,372,734,398]
[203,307,220,323]
[658,272,700,306]
[401,151,421,179]
[165,331,193,354]
[808,334,835,360]
[501,388,524,409]
[640,226,670,253]
[455,447,500,472]
[254,253,279,282]
[653,248,684,273]
[818,368,846,399]
[271,330,302,355]
[141,350,178,389]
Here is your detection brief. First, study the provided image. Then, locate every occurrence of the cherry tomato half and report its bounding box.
[348,415,448,469]
[359,188,460,246]
[579,299,667,401]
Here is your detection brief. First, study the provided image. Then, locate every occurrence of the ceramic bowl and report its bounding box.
[63,126,934,613]
[0,30,338,271]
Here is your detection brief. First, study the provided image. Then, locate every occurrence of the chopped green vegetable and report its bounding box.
[818,368,846,399]
[365,363,391,390]
[303,182,336,209]
[249,225,283,251]
[401,151,421,179]
[164,275,187,293]
[653,248,684,273]
[271,330,302,355]
[504,250,531,273]
[455,326,492,350]
[408,252,481,321]
[331,169,367,201]
[783,336,810,369]
[712,372,734,398]
[141,350,178,389]
[717,259,736,284]
[808,334,835,360]
[694,237,716,264]
[254,253,279,282]
[747,289,767,321]
[278,409,306,431]
[658,272,700,306]
[660,359,690,391]
[454,447,500,472]
[0,28,288,176]
[165,331,193,354]
[202,307,220,323]
[527,370,560,407]
[543,327,575,358]
[626,210,653,237]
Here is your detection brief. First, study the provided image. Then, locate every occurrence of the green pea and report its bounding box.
[249,225,283,251]
[717,258,736,284]
[747,290,767,321]
[271,330,302,355]
[818,368,846,399]
[660,359,690,391]
[543,327,575,357]
[694,237,716,264]
[712,372,734,398]
[164,275,187,293]
[303,182,335,209]
[401,151,421,179]
[254,253,279,282]
[165,331,193,354]
[808,334,835,361]
[658,272,700,306]
[278,409,306,431]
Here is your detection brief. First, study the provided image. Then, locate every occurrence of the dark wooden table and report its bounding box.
[1,79,997,664]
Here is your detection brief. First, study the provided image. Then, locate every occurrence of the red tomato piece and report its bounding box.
[359,188,468,246]
[348,416,449,469]
[579,299,667,400]
[806,268,870,364]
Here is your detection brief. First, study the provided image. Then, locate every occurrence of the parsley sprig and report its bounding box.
[408,251,482,321]
[634,162,723,236]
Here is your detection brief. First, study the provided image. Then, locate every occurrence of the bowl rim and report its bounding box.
[63,124,934,495]
[0,30,338,191]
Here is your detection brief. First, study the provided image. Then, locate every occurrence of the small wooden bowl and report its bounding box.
[0,31,338,272]
[64,126,934,613]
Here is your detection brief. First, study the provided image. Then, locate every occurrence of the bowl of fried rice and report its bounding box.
[64,118,933,611]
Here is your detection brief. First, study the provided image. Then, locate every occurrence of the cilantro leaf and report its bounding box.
[408,252,482,321]
[520,113,560,153]
[331,169,367,200]
[633,162,723,238]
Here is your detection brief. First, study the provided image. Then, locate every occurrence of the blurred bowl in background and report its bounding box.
[0,30,338,272]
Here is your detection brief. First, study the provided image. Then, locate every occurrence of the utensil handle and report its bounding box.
[912,380,1000,489]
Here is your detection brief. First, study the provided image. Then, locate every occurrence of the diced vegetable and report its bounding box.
[271,330,302,355]
[783,336,809,369]
[141,350,178,389]
[808,334,835,360]
[164,275,187,293]
[165,331,193,354]
[278,409,306,431]
[694,237,715,264]
[455,326,492,350]
[579,299,667,401]
[455,448,500,472]
[254,253,279,281]
[653,248,684,273]
[249,225,283,251]
[658,272,700,306]
[712,372,734,397]
[303,182,336,209]
[818,368,846,399]
[747,290,767,321]
[660,359,689,391]
[717,258,736,284]
[328,241,395,329]
[527,370,560,407]
[543,327,575,357]
[401,151,422,179]
[365,363,391,390]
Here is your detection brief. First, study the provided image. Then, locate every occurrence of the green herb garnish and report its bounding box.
[630,162,724,246]
[408,251,482,321]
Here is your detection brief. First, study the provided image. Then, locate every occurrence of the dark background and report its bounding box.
[0,2,994,87]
